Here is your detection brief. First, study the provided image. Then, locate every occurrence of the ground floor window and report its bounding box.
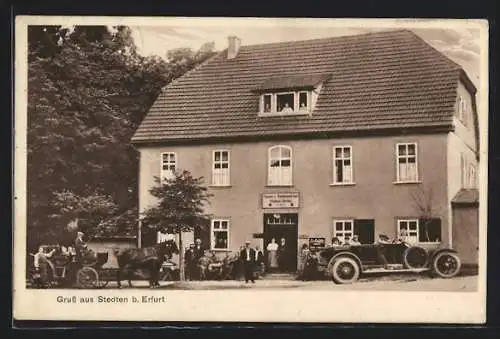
[333,220,354,243]
[418,218,442,243]
[397,218,442,243]
[332,219,375,244]
[397,219,419,243]
[211,219,229,250]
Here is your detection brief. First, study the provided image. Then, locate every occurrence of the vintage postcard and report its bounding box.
[13,16,488,324]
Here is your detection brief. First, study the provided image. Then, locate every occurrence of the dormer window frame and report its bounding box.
[259,89,313,117]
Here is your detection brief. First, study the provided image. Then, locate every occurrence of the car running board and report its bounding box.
[362,267,430,274]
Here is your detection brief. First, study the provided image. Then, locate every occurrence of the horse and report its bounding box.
[113,239,179,288]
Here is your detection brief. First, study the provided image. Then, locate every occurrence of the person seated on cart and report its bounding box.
[350,235,362,246]
[331,237,342,247]
[32,246,56,288]
[396,229,409,244]
[74,232,87,262]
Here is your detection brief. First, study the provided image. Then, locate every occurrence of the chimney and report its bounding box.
[227,36,241,59]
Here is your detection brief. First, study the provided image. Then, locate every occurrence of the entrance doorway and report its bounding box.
[263,213,298,273]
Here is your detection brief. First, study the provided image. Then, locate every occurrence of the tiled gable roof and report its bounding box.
[132,29,469,144]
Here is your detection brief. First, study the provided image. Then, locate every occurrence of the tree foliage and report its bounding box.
[141,170,213,281]
[141,171,213,234]
[27,25,216,250]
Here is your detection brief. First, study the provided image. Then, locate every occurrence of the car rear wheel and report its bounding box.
[331,257,360,284]
[432,252,461,278]
[403,246,429,269]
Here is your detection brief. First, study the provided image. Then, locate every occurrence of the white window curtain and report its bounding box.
[212,150,230,186]
[268,146,292,186]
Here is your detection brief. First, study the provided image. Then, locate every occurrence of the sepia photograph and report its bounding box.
[13,16,488,323]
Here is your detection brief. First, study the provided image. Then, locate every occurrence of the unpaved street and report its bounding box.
[96,274,478,292]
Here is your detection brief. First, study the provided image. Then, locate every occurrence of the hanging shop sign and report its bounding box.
[308,237,326,250]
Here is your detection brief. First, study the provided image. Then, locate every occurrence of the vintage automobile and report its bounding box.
[316,241,462,284]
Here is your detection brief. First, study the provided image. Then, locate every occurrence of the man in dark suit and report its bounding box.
[240,241,256,283]
[184,244,195,281]
[191,238,204,280]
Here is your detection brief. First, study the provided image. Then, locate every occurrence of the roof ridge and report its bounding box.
[237,28,414,49]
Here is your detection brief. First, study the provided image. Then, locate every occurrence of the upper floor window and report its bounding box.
[211,218,229,250]
[396,143,418,183]
[161,152,176,181]
[212,150,230,186]
[268,145,292,186]
[333,146,353,184]
[260,91,311,115]
[461,154,477,188]
[458,95,468,124]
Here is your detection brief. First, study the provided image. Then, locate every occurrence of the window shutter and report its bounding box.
[418,218,442,242]
[353,219,375,244]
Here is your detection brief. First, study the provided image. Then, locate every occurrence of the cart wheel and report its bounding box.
[95,279,109,288]
[76,267,99,289]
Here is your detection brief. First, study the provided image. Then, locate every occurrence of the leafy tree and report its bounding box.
[141,170,213,281]
[27,25,216,250]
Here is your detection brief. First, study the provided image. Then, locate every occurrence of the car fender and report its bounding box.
[327,251,363,272]
[430,248,459,264]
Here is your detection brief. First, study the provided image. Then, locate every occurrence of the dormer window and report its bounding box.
[253,74,330,117]
[263,94,272,113]
[262,91,310,113]
[259,90,314,115]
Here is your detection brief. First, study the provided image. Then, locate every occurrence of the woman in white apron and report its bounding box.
[266,238,279,272]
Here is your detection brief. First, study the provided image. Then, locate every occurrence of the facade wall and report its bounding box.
[447,79,479,260]
[138,133,450,259]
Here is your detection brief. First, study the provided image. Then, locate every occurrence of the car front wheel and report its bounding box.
[432,252,462,278]
[331,257,360,284]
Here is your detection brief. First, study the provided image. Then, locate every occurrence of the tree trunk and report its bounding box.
[179,231,184,281]
[424,220,430,242]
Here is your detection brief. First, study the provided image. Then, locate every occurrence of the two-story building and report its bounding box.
[131,29,480,273]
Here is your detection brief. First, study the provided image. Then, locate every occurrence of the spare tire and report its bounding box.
[403,246,429,269]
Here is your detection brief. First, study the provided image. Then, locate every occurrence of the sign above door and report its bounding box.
[262,192,300,209]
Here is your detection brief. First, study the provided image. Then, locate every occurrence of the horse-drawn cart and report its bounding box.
[75,252,119,289]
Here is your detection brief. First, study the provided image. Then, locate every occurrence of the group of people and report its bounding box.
[31,231,89,288]
[183,239,265,283]
[183,238,206,280]
[265,237,292,272]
